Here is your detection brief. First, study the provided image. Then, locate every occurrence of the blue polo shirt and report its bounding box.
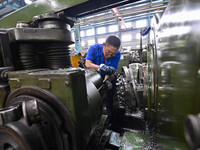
[86,44,121,78]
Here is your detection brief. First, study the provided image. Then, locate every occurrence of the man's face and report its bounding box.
[103,44,118,59]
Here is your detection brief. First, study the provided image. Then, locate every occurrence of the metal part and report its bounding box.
[22,99,41,126]
[6,86,74,150]
[0,84,9,108]
[2,68,103,150]
[116,73,136,112]
[16,21,30,28]
[8,27,73,43]
[0,122,44,150]
[143,66,148,108]
[146,43,157,125]
[0,30,13,67]
[129,63,143,108]
[0,105,22,126]
[0,9,104,149]
[65,0,142,18]
[8,13,74,44]
[98,129,112,150]
[129,50,147,63]
[76,2,167,26]
[32,13,75,28]
[19,44,38,69]
[85,70,103,89]
[97,75,111,91]
[0,67,13,82]
[155,0,200,143]
[139,33,143,64]
[3,92,69,150]
[184,114,200,149]
[2,13,74,70]
[45,43,71,69]
[116,63,147,114]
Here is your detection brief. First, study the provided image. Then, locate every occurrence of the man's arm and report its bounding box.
[85,59,100,71]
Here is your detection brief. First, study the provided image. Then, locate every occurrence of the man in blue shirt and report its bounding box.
[85,35,121,80]
[85,35,121,122]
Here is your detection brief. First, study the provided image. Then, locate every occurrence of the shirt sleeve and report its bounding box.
[85,45,96,62]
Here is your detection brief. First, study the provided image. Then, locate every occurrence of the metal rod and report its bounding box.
[78,0,167,23]
[97,75,111,91]
[76,2,167,26]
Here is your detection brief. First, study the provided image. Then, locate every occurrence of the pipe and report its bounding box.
[79,11,163,30]
[76,2,167,26]
[79,1,167,23]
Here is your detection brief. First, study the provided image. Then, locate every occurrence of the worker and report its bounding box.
[85,35,121,79]
[85,35,121,122]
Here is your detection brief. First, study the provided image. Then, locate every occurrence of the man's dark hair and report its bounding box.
[105,35,121,49]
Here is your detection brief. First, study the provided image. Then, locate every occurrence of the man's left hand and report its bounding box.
[98,64,116,75]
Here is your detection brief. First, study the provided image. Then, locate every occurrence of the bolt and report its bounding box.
[197,69,200,79]
[198,69,200,75]
[65,81,69,87]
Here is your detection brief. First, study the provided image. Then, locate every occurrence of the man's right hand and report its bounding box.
[98,64,116,75]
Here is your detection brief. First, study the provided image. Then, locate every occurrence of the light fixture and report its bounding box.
[25,0,33,4]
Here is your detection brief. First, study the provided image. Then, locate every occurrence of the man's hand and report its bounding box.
[98,64,116,75]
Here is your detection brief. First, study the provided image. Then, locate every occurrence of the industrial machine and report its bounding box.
[0,0,200,150]
[0,11,104,150]
[112,0,200,149]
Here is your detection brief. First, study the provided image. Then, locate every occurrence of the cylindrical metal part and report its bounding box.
[0,120,43,150]
[85,70,103,90]
[85,71,103,128]
[19,44,38,69]
[12,13,74,70]
[154,0,200,146]
[22,100,41,126]
[4,92,70,150]
[45,43,71,69]
[184,114,200,149]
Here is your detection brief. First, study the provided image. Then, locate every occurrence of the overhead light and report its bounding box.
[25,0,33,4]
